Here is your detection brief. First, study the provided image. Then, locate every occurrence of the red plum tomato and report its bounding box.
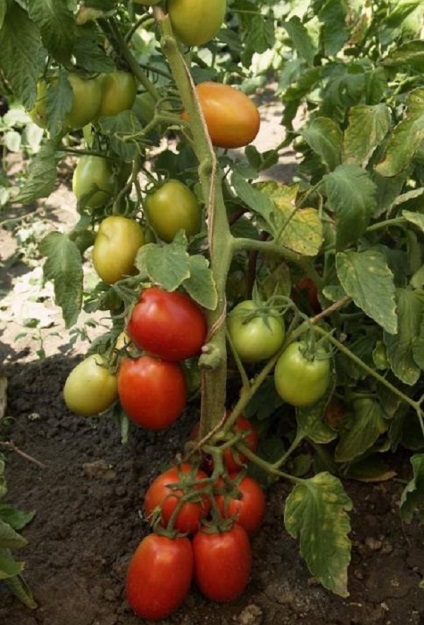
[126,533,193,621]
[144,464,210,534]
[274,341,331,407]
[167,0,226,46]
[63,354,118,416]
[118,355,186,429]
[144,179,201,243]
[223,414,259,472]
[227,300,285,363]
[193,524,251,602]
[127,286,207,361]
[92,216,145,284]
[182,82,260,149]
[215,475,266,535]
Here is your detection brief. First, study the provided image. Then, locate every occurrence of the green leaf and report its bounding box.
[335,398,388,463]
[46,72,74,137]
[324,165,377,249]
[300,117,342,171]
[403,210,424,233]
[84,0,119,9]
[385,289,424,385]
[40,232,83,328]
[344,455,397,483]
[400,454,424,522]
[73,30,116,73]
[336,249,397,334]
[99,110,144,161]
[242,14,275,65]
[384,0,424,28]
[284,472,352,597]
[0,2,42,109]
[318,0,349,56]
[383,40,424,72]
[283,16,317,66]
[0,550,24,579]
[136,240,191,292]
[182,255,217,311]
[15,141,59,204]
[28,0,75,64]
[4,572,37,608]
[0,504,35,531]
[343,104,391,167]
[231,173,276,225]
[376,113,424,177]
[0,520,27,550]
[0,0,6,30]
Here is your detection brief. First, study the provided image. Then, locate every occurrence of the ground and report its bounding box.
[1,92,424,625]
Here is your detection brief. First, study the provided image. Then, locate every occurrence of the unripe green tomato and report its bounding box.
[274,341,331,407]
[72,155,115,210]
[63,354,118,416]
[227,300,285,363]
[28,80,48,127]
[167,0,226,46]
[96,71,137,118]
[132,92,157,126]
[92,215,145,284]
[144,179,201,243]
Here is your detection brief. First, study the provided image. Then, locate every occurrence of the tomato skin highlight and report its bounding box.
[274,341,331,407]
[118,355,187,429]
[182,82,260,149]
[193,524,251,602]
[144,464,210,534]
[126,533,193,621]
[92,216,145,284]
[63,354,118,416]
[167,0,226,46]
[96,71,137,118]
[144,179,201,243]
[227,300,285,363]
[127,287,207,361]
[72,155,114,210]
[215,475,266,536]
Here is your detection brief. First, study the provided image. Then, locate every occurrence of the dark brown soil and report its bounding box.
[1,354,424,625]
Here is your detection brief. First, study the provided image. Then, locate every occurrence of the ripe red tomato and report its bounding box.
[182,82,260,149]
[126,533,193,621]
[167,0,226,46]
[144,464,210,534]
[215,475,266,535]
[127,287,207,361]
[118,355,186,429]
[223,414,259,472]
[192,524,251,602]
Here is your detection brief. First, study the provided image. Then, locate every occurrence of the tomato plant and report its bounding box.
[192,524,251,602]
[167,0,226,46]
[215,475,266,535]
[144,464,210,533]
[126,533,193,620]
[96,71,137,119]
[182,82,261,148]
[223,414,259,472]
[72,155,115,210]
[274,341,331,407]
[227,300,285,363]
[63,354,118,416]
[127,287,207,361]
[92,216,145,284]
[117,355,187,429]
[144,179,202,243]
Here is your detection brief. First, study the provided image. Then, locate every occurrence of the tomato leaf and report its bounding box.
[0,0,6,30]
[382,40,424,72]
[136,240,191,292]
[28,0,75,65]
[0,520,27,551]
[283,16,317,67]
[15,141,59,204]
[4,573,37,608]
[241,15,275,66]
[336,249,397,334]
[0,551,24,580]
[99,110,144,161]
[344,455,396,483]
[73,30,116,73]
[46,72,74,137]
[182,255,218,311]
[400,454,424,523]
[297,401,338,445]
[0,1,42,109]
[335,398,388,463]
[284,472,352,597]
[318,0,349,56]
[343,104,391,167]
[324,164,377,249]
[300,117,342,171]
[40,232,83,328]
[384,288,424,385]
[0,504,35,531]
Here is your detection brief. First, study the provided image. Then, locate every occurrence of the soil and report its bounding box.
[1,92,424,625]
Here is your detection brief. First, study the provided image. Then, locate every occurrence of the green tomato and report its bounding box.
[72,155,115,210]
[167,0,226,46]
[97,71,137,118]
[63,354,118,416]
[144,179,201,243]
[92,215,145,284]
[227,301,285,363]
[274,341,331,407]
[132,92,157,126]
